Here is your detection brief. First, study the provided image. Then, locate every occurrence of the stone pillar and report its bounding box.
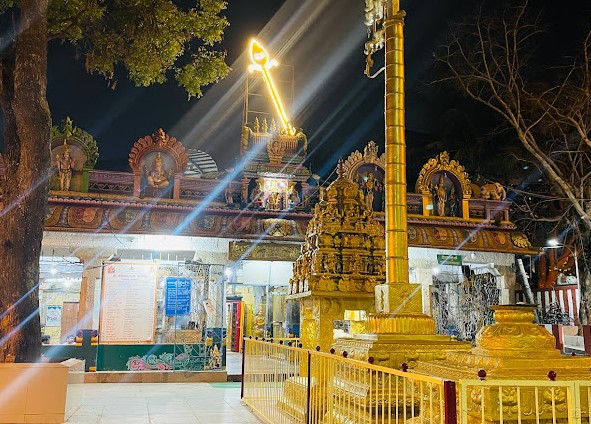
[76,250,111,331]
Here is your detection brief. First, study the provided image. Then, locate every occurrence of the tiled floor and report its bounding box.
[65,382,261,423]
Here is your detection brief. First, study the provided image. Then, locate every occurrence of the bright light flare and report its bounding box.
[547,238,560,247]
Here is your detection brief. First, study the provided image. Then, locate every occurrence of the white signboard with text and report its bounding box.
[99,262,158,344]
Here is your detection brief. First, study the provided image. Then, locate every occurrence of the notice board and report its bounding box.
[99,262,158,344]
[165,277,192,316]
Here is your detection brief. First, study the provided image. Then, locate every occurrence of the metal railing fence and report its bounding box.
[242,338,590,424]
[241,338,451,424]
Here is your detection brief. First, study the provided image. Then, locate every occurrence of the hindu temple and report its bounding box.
[0,36,539,379]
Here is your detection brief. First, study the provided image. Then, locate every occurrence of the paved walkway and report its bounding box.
[65,382,261,423]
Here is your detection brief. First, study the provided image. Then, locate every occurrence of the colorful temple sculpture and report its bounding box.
[50,116,99,193]
[128,128,189,199]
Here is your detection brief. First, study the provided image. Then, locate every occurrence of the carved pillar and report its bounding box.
[421,189,432,217]
[462,197,470,219]
[301,182,309,208]
[132,172,141,197]
[76,250,111,330]
[241,177,250,204]
[300,297,346,353]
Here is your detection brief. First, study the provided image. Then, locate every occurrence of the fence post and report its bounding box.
[552,324,564,351]
[240,338,246,399]
[306,350,312,424]
[443,380,457,424]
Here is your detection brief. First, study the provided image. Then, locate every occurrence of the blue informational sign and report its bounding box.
[165,277,192,316]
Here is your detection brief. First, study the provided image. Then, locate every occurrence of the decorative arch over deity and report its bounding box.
[341,140,386,213]
[415,151,472,218]
[128,128,189,199]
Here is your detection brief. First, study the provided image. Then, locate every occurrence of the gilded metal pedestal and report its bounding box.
[417,305,591,381]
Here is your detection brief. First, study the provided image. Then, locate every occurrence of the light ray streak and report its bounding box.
[171,0,364,161]
[0,282,40,321]
[0,307,40,349]
[66,190,175,265]
[0,168,52,218]
[171,141,267,236]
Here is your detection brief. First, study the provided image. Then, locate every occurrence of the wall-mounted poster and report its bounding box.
[46,305,62,327]
[99,262,158,344]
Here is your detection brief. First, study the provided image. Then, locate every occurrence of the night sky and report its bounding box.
[43,0,590,179]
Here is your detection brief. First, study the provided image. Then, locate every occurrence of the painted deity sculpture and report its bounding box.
[435,174,447,216]
[252,309,266,338]
[56,141,75,191]
[145,153,171,188]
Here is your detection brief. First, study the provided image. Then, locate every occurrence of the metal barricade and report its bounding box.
[242,338,450,424]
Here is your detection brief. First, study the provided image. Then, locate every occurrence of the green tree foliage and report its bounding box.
[44,0,230,97]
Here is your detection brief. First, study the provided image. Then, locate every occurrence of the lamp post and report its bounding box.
[547,238,580,288]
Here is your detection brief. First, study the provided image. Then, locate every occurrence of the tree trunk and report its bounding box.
[0,0,50,362]
[578,232,591,327]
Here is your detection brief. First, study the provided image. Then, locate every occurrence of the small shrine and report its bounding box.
[50,117,99,193]
[238,118,310,211]
[128,128,189,199]
[341,140,385,213]
[235,39,312,212]
[279,160,387,421]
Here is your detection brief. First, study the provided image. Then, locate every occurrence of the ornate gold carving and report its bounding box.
[480,182,507,200]
[341,141,386,212]
[289,159,386,296]
[228,241,300,261]
[415,304,591,384]
[366,313,436,335]
[415,151,472,197]
[267,138,286,164]
[510,232,534,250]
[341,140,385,181]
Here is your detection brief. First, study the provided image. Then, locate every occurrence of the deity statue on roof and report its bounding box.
[145,153,171,188]
[433,174,447,217]
[56,141,75,191]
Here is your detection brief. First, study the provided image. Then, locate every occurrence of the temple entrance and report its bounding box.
[225,260,294,351]
[431,268,499,341]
